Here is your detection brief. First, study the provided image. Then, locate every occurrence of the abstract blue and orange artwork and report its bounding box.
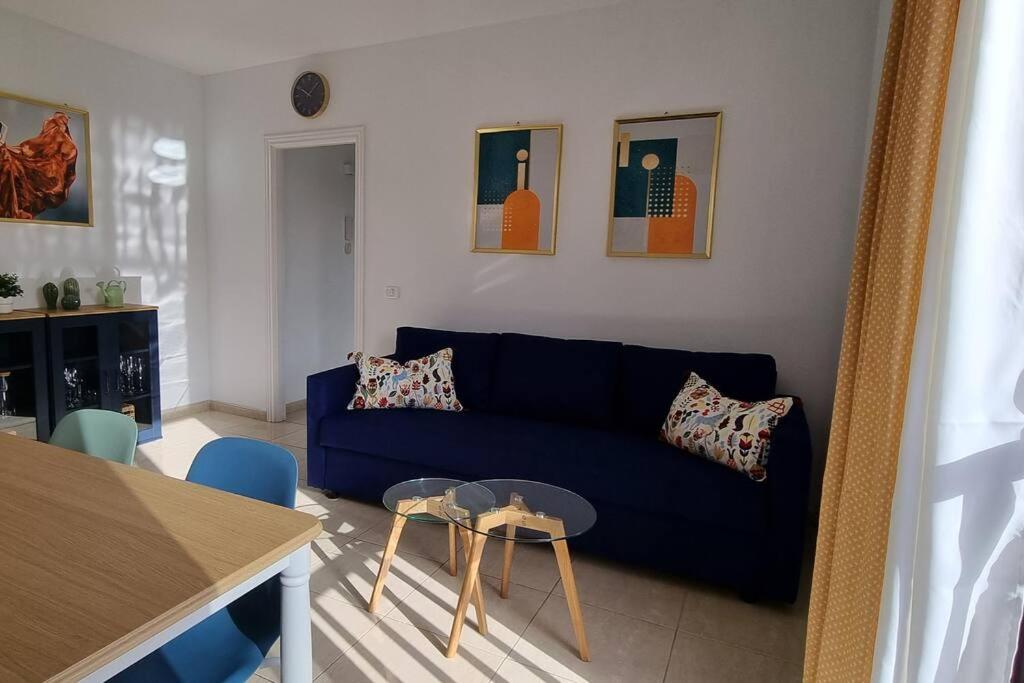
[608,112,721,258]
[473,125,562,254]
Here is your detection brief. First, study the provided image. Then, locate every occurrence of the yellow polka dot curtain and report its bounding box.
[803,0,961,680]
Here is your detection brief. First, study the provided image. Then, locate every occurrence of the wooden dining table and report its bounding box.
[0,433,322,682]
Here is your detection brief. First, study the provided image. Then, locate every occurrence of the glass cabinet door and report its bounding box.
[0,317,49,440]
[48,309,162,444]
[115,313,159,437]
[53,320,106,423]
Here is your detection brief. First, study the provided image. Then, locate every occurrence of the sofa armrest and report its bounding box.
[306,364,359,488]
[762,398,813,602]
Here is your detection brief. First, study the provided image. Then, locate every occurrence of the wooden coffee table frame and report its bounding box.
[446,495,591,661]
[367,495,489,637]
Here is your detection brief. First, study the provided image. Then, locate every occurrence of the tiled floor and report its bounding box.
[137,409,810,683]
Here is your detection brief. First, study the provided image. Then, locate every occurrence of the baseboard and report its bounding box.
[285,399,307,413]
[209,400,268,421]
[162,400,211,421]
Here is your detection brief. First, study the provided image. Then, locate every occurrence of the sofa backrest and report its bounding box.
[394,326,500,410]
[392,327,779,434]
[616,344,778,435]
[490,332,622,427]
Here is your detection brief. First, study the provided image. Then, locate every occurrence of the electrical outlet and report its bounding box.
[384,286,400,299]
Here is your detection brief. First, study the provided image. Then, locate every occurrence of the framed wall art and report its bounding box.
[0,91,92,227]
[472,123,562,255]
[607,111,721,258]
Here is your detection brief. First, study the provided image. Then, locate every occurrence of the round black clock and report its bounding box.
[291,71,330,118]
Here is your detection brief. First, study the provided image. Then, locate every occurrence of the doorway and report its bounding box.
[265,127,364,422]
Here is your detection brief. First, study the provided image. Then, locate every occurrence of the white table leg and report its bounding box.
[280,544,313,682]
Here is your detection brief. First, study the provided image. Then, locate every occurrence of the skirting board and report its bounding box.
[285,399,306,414]
[161,400,211,421]
[162,400,273,423]
[209,400,268,422]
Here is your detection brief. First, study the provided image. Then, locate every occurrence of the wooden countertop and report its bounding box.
[0,310,46,321]
[16,303,158,318]
[0,434,321,682]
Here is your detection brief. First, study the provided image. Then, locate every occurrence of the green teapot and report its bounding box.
[97,280,127,308]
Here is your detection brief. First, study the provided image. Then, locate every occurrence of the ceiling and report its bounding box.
[0,0,622,75]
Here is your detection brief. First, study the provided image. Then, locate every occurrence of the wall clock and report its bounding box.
[291,71,330,118]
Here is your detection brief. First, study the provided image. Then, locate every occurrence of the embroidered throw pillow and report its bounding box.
[347,347,463,412]
[660,372,793,481]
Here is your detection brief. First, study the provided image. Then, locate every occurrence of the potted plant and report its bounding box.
[0,273,24,314]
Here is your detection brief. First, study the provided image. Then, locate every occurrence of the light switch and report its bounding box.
[384,286,400,299]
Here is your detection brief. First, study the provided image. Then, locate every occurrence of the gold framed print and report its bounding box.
[472,123,562,255]
[0,90,93,227]
[607,111,721,258]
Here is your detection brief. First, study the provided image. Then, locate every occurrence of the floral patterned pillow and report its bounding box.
[660,372,793,481]
[347,347,463,412]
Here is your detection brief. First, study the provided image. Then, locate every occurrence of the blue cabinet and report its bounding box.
[0,311,51,441]
[46,305,162,444]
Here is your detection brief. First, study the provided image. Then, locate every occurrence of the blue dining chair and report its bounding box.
[50,409,138,465]
[110,437,299,683]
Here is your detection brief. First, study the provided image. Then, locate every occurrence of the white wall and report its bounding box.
[280,144,356,404]
[204,0,881,488]
[0,8,210,409]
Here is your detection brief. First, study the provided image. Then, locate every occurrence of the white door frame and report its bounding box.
[265,126,365,422]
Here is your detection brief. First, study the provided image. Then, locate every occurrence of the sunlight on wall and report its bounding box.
[149,137,188,187]
[109,119,196,409]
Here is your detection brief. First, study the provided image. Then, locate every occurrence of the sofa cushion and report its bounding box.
[489,333,622,426]
[661,372,794,481]
[617,344,778,436]
[317,409,766,532]
[347,348,463,412]
[394,327,500,410]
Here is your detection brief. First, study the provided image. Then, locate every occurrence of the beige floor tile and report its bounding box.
[309,537,441,614]
[257,592,379,682]
[359,518,458,564]
[298,496,393,539]
[388,567,547,657]
[677,588,807,663]
[552,554,686,628]
[225,420,304,441]
[275,429,307,448]
[508,596,675,683]
[664,632,800,683]
[278,444,307,484]
[134,442,199,479]
[491,658,576,682]
[315,617,503,682]
[165,410,256,434]
[779,659,804,681]
[477,539,562,594]
[286,409,307,425]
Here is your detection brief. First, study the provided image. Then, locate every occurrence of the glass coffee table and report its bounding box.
[369,478,488,634]
[441,479,597,661]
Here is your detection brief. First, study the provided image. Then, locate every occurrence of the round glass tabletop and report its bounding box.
[442,479,596,543]
[382,478,467,523]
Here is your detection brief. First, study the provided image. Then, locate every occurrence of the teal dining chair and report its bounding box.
[110,437,300,683]
[50,409,138,465]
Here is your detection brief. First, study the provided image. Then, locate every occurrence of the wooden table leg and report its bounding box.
[500,523,517,598]
[447,523,458,577]
[458,527,488,635]
[368,512,407,613]
[552,539,590,662]
[447,531,488,658]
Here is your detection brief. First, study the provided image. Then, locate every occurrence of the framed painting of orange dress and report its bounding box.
[472,124,562,255]
[607,111,721,258]
[0,90,92,227]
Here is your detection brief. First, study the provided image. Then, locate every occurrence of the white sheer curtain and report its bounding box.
[873,0,1024,680]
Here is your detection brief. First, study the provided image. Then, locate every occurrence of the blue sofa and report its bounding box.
[308,327,811,602]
